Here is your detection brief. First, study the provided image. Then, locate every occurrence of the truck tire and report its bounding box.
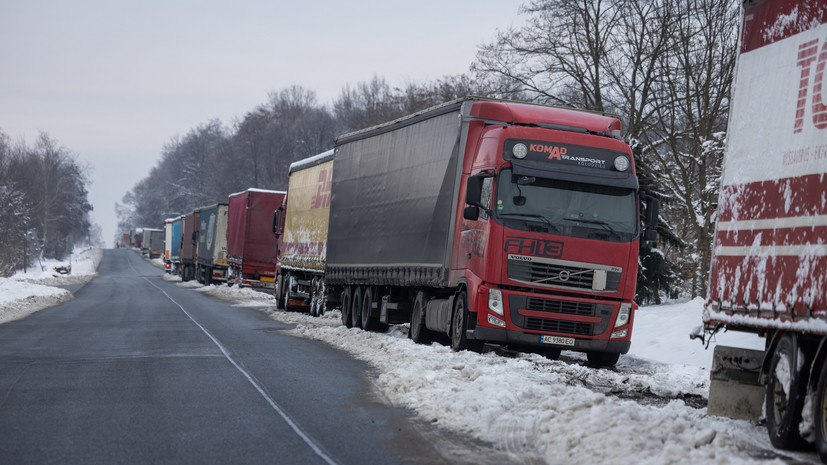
[586,351,620,367]
[351,286,363,329]
[316,279,326,316]
[409,291,432,344]
[310,278,326,317]
[281,273,293,311]
[309,278,318,317]
[766,332,808,450]
[815,358,827,462]
[361,286,376,331]
[361,287,387,332]
[451,291,481,352]
[341,286,352,328]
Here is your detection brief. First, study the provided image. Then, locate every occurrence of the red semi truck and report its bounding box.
[323,98,657,366]
[227,189,285,289]
[701,0,827,459]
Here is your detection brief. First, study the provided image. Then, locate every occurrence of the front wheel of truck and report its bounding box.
[451,291,481,352]
[586,351,619,368]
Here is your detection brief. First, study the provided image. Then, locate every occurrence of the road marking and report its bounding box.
[128,257,339,465]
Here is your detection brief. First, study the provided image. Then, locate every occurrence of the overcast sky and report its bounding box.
[0,0,523,246]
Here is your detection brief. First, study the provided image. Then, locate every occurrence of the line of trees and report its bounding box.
[0,130,95,276]
[118,0,738,303]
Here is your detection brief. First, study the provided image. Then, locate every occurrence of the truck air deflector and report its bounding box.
[510,160,639,189]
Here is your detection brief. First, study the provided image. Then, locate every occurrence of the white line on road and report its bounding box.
[129,258,340,465]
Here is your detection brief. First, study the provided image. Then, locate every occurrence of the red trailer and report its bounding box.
[227,189,286,289]
[702,0,827,459]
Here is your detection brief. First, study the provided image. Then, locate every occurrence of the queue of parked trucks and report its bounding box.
[125,97,658,368]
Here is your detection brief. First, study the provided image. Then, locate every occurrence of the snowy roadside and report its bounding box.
[187,282,811,465]
[0,247,103,324]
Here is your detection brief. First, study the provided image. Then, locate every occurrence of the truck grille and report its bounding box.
[508,257,620,292]
[508,295,613,337]
[525,297,595,316]
[524,318,593,335]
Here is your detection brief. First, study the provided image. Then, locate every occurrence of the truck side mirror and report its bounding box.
[644,196,660,245]
[465,174,484,206]
[463,206,480,221]
[272,207,283,237]
[645,196,660,229]
[191,231,197,245]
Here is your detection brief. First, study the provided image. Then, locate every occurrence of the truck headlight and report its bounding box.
[611,329,628,339]
[512,143,528,159]
[614,156,630,172]
[487,314,506,328]
[488,289,504,316]
[614,302,631,328]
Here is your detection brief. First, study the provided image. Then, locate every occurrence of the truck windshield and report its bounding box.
[494,168,638,241]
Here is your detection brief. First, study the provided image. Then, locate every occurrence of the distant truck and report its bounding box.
[317,98,655,366]
[132,229,143,249]
[147,229,164,259]
[181,210,200,282]
[227,189,285,289]
[140,228,163,258]
[273,150,334,315]
[164,216,183,274]
[195,203,229,285]
[701,0,827,459]
[121,233,130,248]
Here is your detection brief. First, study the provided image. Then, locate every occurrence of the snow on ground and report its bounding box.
[0,252,808,463]
[191,282,807,464]
[0,247,102,324]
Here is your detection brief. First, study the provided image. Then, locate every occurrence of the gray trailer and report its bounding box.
[326,104,461,290]
[181,210,200,282]
[195,203,229,285]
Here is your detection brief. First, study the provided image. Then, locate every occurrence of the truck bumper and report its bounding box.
[473,325,630,354]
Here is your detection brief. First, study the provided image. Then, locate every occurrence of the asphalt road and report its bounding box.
[0,249,502,464]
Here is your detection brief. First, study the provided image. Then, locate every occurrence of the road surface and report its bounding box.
[0,249,504,464]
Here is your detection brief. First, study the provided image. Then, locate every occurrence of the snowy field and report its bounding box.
[0,247,102,324]
[2,250,818,464]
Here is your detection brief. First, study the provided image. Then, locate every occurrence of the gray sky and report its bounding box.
[0,1,523,246]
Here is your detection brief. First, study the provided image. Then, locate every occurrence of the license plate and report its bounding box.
[540,335,575,346]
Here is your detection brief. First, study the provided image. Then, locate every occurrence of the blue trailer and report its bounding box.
[165,216,183,274]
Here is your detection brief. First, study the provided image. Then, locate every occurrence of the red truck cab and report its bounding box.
[455,102,651,364]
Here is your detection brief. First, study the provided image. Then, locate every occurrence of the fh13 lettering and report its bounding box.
[504,237,563,258]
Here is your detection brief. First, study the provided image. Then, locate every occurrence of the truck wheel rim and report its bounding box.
[452,299,464,348]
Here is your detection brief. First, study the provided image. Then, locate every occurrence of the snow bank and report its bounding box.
[0,247,102,324]
[190,284,796,464]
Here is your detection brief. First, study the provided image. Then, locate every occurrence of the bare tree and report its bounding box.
[646,0,737,297]
[471,0,737,301]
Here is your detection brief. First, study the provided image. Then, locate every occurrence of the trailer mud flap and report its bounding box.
[707,345,764,421]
